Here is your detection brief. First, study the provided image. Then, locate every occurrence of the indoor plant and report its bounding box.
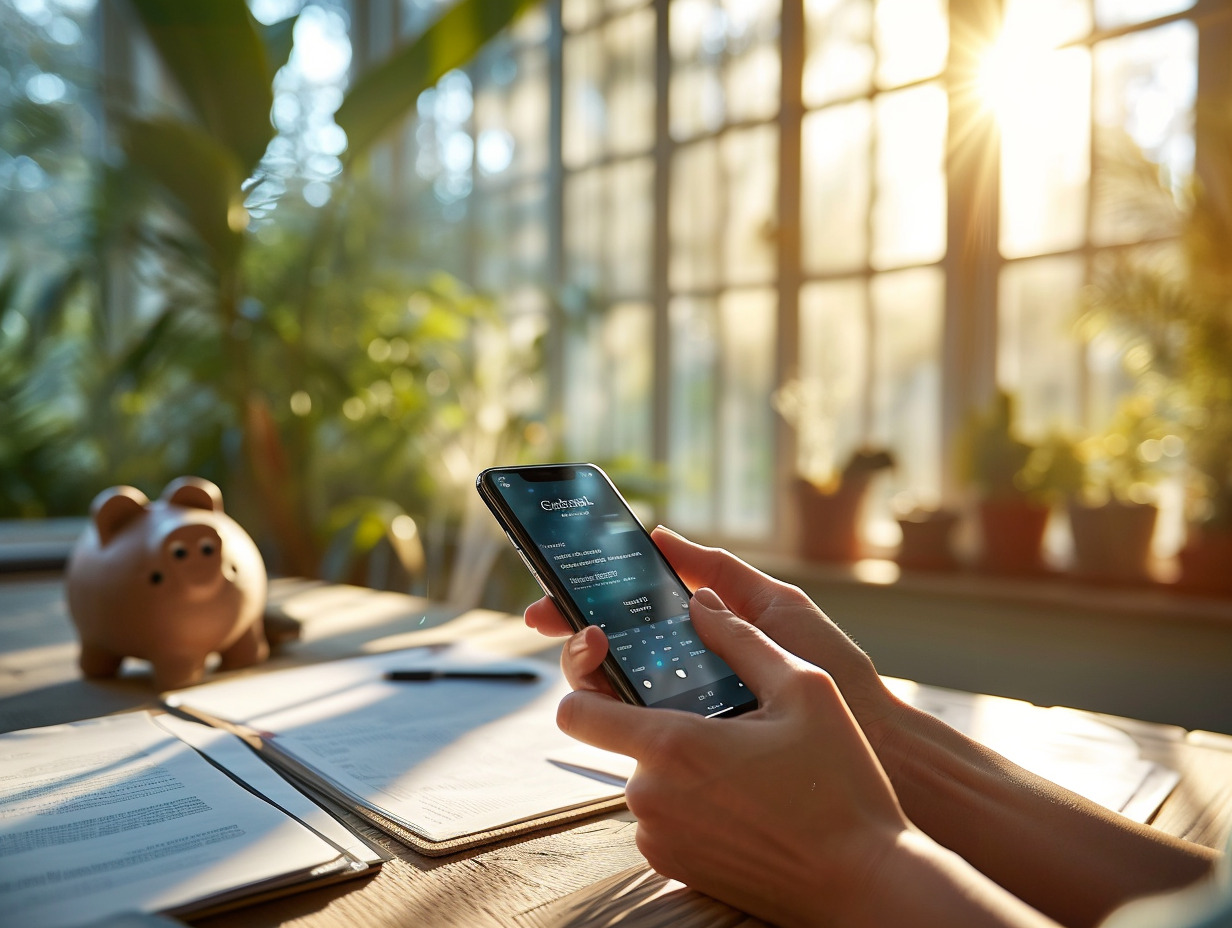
[1067,395,1171,584]
[6,0,539,591]
[956,391,1082,575]
[773,377,895,562]
[1080,124,1232,595]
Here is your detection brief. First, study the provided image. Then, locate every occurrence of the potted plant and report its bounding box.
[1067,395,1171,584]
[1079,122,1232,595]
[956,391,1082,575]
[794,448,895,562]
[773,378,895,562]
[894,502,961,571]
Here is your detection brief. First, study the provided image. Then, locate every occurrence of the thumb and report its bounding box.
[690,587,799,700]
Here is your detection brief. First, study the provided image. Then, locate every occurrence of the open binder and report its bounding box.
[162,645,633,856]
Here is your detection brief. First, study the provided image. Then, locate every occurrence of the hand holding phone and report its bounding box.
[476,464,757,718]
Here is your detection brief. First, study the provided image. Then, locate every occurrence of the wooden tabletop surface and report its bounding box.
[2,573,1230,928]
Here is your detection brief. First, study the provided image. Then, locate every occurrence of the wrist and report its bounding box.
[839,671,916,775]
[839,829,1060,928]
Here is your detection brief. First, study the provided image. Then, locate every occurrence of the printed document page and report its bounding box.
[0,712,359,928]
[165,647,633,844]
[151,713,386,865]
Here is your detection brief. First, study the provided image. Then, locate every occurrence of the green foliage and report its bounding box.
[1080,118,1232,528]
[1075,394,1177,505]
[125,0,280,177]
[956,391,1035,500]
[335,0,540,164]
[2,0,542,587]
[956,391,1081,504]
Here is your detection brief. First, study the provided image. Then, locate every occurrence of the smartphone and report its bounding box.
[476,463,758,718]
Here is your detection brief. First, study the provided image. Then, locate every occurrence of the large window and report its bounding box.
[357,0,1222,553]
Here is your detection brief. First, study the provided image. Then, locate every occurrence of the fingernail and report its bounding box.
[569,632,590,655]
[692,587,723,610]
[653,524,681,538]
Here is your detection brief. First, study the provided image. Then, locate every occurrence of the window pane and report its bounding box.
[997,256,1086,440]
[718,289,776,537]
[669,297,719,531]
[670,139,721,291]
[509,180,549,279]
[797,280,869,484]
[801,102,871,274]
[671,0,782,60]
[671,65,725,141]
[873,83,946,269]
[562,303,654,461]
[607,158,654,298]
[1092,22,1196,246]
[874,0,947,90]
[605,10,656,157]
[671,0,720,62]
[564,0,603,32]
[562,313,604,457]
[511,7,552,43]
[473,48,549,182]
[565,168,604,293]
[509,50,550,175]
[563,31,604,168]
[1095,0,1194,30]
[723,0,782,37]
[722,125,779,285]
[999,47,1090,259]
[606,302,655,460]
[1002,0,1091,47]
[803,0,873,108]
[473,184,547,289]
[725,40,780,123]
[870,268,944,519]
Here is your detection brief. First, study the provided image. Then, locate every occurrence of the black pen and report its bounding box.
[383,669,540,683]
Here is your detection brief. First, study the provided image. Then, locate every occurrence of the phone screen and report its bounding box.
[479,464,757,718]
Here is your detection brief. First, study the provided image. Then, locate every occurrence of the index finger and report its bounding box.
[651,526,797,619]
[524,596,573,636]
[557,689,697,761]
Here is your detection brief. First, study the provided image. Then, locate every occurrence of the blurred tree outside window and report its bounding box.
[2,0,545,605]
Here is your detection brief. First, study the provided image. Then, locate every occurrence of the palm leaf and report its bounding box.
[121,117,246,266]
[335,0,536,164]
[125,0,276,175]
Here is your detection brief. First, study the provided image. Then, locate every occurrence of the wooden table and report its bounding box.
[2,572,1230,928]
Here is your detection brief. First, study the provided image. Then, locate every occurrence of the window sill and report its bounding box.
[739,551,1232,630]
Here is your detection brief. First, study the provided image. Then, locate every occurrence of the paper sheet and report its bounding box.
[0,712,357,928]
[151,714,385,865]
[883,678,1179,822]
[165,647,632,844]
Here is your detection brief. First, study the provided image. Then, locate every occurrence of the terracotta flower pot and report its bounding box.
[1177,526,1232,597]
[895,509,960,571]
[796,477,870,562]
[976,497,1050,575]
[1067,499,1157,584]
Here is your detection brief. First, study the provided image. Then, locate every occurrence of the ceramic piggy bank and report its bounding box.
[66,476,269,690]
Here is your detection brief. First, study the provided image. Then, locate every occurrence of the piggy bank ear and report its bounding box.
[92,486,149,546]
[161,476,224,513]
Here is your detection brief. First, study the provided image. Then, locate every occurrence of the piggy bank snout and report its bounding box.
[161,524,227,600]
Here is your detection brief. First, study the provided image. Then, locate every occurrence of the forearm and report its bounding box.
[835,829,1061,928]
[879,702,1217,928]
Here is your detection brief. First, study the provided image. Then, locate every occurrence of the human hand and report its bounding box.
[556,586,912,927]
[525,526,903,748]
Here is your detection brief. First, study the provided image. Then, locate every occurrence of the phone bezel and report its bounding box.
[476,463,756,716]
